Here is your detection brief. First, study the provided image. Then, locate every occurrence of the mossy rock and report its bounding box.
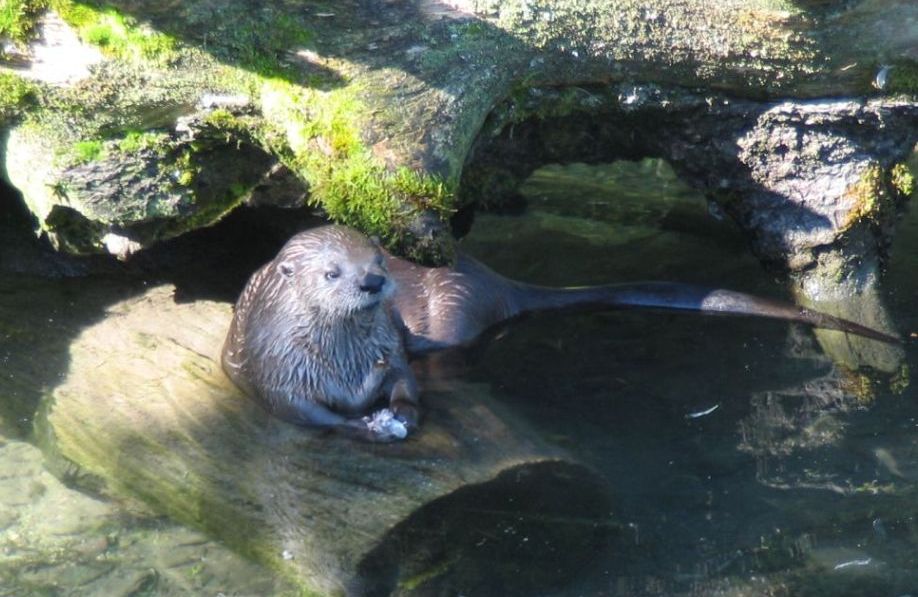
[6,109,275,256]
[3,0,918,264]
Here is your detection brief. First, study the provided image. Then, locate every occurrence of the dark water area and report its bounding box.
[2,155,918,595]
[455,159,918,596]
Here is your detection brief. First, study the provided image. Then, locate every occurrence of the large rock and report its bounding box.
[463,85,918,289]
[1,0,916,271]
[39,284,614,594]
[6,107,277,258]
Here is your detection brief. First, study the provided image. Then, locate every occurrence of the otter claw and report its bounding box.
[391,405,419,431]
[363,408,408,441]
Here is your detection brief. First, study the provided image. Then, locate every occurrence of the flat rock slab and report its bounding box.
[41,285,612,594]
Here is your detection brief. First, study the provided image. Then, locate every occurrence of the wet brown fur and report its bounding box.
[222,226,418,441]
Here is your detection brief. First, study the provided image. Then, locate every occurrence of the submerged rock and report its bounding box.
[38,284,614,594]
[0,439,292,595]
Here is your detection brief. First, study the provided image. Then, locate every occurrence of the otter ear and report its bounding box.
[277,261,295,277]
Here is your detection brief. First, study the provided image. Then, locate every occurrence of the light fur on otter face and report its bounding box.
[222,225,417,437]
[275,226,396,318]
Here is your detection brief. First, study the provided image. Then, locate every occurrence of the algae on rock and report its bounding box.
[6,104,276,257]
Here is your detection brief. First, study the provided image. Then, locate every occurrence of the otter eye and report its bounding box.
[325,269,340,281]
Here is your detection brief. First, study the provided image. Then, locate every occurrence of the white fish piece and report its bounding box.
[686,404,720,419]
[363,408,408,439]
[834,558,871,570]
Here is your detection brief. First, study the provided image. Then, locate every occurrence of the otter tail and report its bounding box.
[510,281,901,345]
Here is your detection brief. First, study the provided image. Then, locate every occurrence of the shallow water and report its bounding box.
[2,156,918,595]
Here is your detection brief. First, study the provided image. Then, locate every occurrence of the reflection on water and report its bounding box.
[1,156,917,595]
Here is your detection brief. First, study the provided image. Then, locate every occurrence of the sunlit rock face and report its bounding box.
[1,12,103,85]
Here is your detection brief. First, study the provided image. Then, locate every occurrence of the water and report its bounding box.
[456,159,918,596]
[1,156,917,595]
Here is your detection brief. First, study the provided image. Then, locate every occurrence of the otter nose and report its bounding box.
[359,273,386,294]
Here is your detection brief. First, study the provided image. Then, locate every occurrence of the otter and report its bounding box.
[222,224,899,442]
[222,226,419,442]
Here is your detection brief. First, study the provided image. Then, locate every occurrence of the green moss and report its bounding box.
[390,167,451,211]
[0,0,47,50]
[842,164,885,230]
[70,139,105,163]
[459,20,487,38]
[116,129,167,154]
[501,83,613,127]
[890,363,910,395]
[198,6,315,80]
[202,108,244,131]
[838,160,915,238]
[8,2,452,258]
[199,101,452,246]
[0,72,40,123]
[51,1,178,63]
[57,129,170,168]
[171,149,198,187]
[201,109,275,148]
[310,157,451,238]
[891,162,915,198]
[228,181,247,198]
[257,80,455,245]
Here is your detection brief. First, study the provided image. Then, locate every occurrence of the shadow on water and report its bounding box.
[358,461,616,597]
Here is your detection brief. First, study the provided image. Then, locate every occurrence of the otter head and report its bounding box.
[275,225,394,317]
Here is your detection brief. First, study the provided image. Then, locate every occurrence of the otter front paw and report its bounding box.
[390,399,419,431]
[362,408,409,442]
